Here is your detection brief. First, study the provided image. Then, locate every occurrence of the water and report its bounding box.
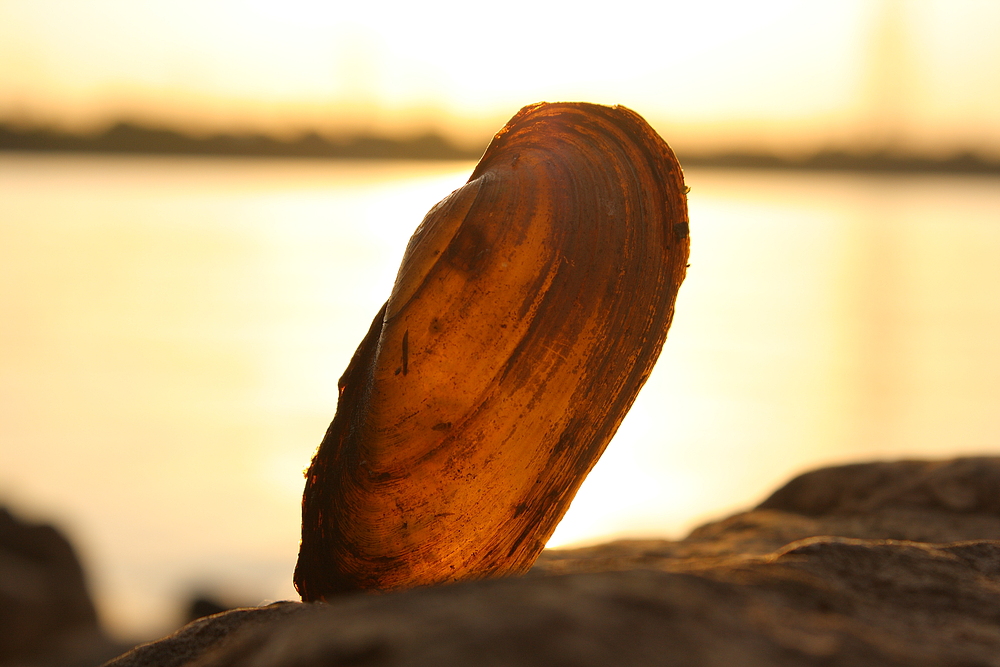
[2,154,999,640]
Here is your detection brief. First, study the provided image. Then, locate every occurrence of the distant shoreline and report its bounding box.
[3,121,1000,174]
[0,121,485,161]
[680,151,1000,175]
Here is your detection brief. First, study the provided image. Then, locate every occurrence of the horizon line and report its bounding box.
[3,119,1000,175]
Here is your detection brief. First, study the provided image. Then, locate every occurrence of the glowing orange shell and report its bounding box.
[295,102,689,600]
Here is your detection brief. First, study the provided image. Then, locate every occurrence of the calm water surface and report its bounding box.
[2,154,999,639]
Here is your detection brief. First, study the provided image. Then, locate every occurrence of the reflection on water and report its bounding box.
[2,155,999,639]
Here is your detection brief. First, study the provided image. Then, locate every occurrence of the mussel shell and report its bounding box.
[295,102,689,600]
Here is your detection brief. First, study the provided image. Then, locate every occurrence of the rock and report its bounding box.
[0,507,130,667]
[105,458,1000,666]
[535,456,1000,575]
[184,595,232,624]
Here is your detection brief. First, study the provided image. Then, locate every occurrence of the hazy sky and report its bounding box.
[2,0,999,153]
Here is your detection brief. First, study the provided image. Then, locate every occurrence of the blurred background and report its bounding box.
[2,0,1000,652]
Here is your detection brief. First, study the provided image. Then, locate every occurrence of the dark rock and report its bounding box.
[105,457,1000,666]
[0,507,130,667]
[758,457,1000,516]
[185,596,231,624]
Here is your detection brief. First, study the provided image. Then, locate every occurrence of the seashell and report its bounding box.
[294,102,690,600]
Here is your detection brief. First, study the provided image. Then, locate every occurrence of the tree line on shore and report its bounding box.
[0,121,484,160]
[3,120,999,173]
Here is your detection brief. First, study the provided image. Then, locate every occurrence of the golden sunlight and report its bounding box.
[4,0,1000,643]
[1,0,998,153]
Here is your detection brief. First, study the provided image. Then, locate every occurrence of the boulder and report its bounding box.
[0,507,129,667]
[105,458,1000,666]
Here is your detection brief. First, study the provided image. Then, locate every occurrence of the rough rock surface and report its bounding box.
[106,458,1000,666]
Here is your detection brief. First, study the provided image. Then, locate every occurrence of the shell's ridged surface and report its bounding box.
[295,102,690,601]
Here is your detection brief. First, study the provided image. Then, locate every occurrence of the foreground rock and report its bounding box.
[107,458,1000,667]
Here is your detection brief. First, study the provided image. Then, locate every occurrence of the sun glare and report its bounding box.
[1,0,998,152]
